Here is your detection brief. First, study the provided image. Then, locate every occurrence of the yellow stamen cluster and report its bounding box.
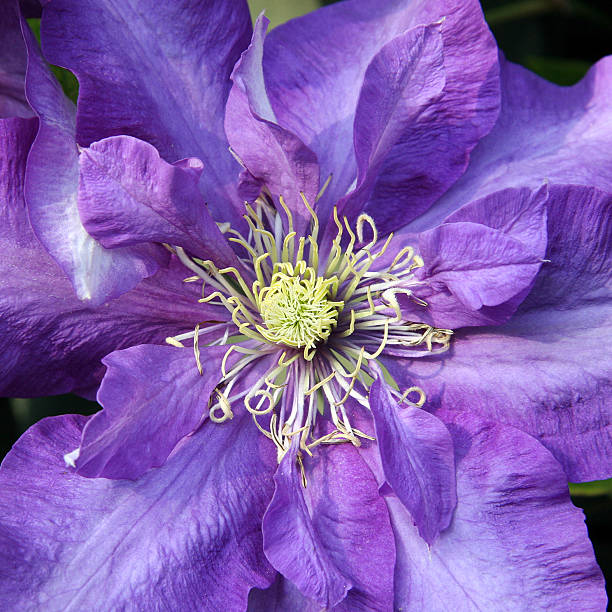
[258,261,343,352]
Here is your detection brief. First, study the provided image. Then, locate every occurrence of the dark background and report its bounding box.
[3,0,612,601]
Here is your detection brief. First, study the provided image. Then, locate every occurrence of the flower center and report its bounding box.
[169,193,453,467]
[258,262,342,350]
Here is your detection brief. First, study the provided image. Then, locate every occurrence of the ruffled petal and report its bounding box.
[393,185,548,328]
[23,23,165,305]
[264,0,499,226]
[262,441,395,610]
[0,111,225,397]
[416,56,612,228]
[420,223,542,312]
[225,15,319,233]
[0,116,37,243]
[248,574,320,612]
[0,413,276,610]
[78,135,238,266]
[73,345,227,479]
[369,377,456,545]
[338,23,445,230]
[41,0,252,225]
[389,412,606,611]
[384,184,612,482]
[0,2,34,118]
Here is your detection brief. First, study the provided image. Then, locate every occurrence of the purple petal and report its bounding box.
[78,135,238,266]
[0,119,225,397]
[0,113,225,397]
[264,0,499,227]
[369,376,456,545]
[0,116,37,243]
[41,0,252,225]
[262,441,395,609]
[415,56,612,229]
[384,184,612,482]
[248,574,320,612]
[23,22,165,305]
[446,184,549,246]
[0,3,34,118]
[225,15,319,233]
[389,412,606,611]
[0,413,276,610]
[395,185,548,328]
[338,23,446,230]
[74,344,227,479]
[421,223,542,309]
[1,251,227,397]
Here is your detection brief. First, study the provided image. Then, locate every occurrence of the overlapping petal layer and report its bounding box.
[338,23,446,230]
[411,56,612,231]
[384,185,612,482]
[262,441,395,610]
[385,185,548,329]
[369,377,456,544]
[0,110,222,397]
[264,0,500,229]
[0,413,277,611]
[225,15,319,233]
[390,412,606,611]
[41,0,252,224]
[23,22,164,305]
[78,135,238,267]
[74,345,228,479]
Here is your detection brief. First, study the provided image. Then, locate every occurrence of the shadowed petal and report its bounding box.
[0,413,276,610]
[41,0,252,225]
[78,135,238,266]
[338,23,446,231]
[384,185,612,482]
[248,574,320,612]
[264,0,499,227]
[74,345,227,480]
[225,15,319,233]
[389,412,606,611]
[1,250,227,398]
[0,113,226,397]
[262,441,395,610]
[23,22,165,305]
[0,116,37,243]
[412,56,612,230]
[369,376,456,545]
[0,2,34,118]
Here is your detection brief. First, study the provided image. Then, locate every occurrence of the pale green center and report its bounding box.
[258,261,343,349]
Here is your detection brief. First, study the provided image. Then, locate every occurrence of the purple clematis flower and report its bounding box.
[1,0,611,609]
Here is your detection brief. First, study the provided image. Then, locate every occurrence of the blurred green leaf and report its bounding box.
[26,17,41,41]
[570,479,612,498]
[248,0,319,27]
[10,396,98,436]
[523,55,591,85]
[485,0,562,26]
